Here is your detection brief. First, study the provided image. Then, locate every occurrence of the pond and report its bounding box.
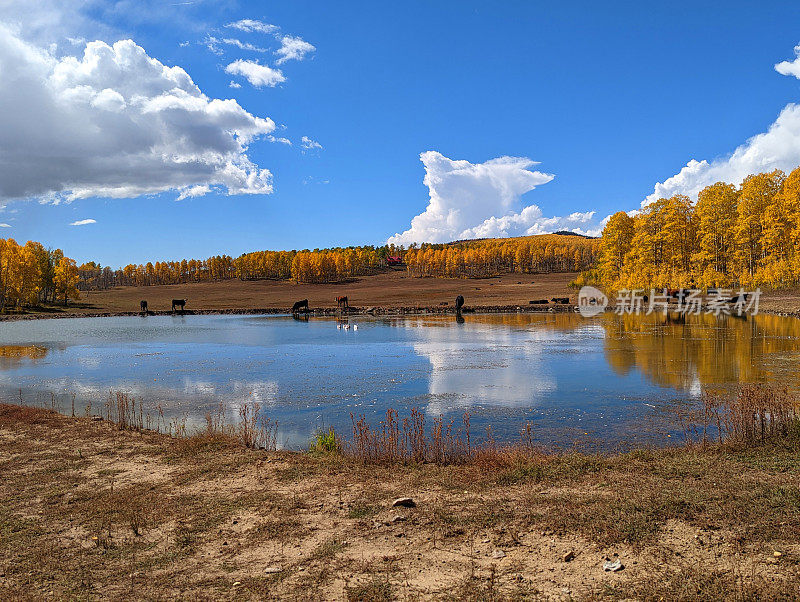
[1,312,799,450]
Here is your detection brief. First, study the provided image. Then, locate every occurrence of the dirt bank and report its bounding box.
[1,404,798,600]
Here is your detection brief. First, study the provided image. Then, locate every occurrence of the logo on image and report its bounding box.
[577,286,608,317]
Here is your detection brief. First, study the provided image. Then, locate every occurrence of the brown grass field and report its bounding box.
[1,403,799,600]
[19,270,580,317]
[7,269,800,318]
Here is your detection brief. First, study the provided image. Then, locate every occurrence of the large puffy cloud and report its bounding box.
[0,24,276,203]
[388,151,599,245]
[642,46,800,207]
[643,104,800,207]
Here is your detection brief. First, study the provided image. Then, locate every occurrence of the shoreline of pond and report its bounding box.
[2,303,800,322]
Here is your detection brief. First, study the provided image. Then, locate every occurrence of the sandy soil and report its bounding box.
[1,404,798,600]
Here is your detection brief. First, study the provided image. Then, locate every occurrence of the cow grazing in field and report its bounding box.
[292,299,309,314]
[335,296,348,309]
[529,299,548,305]
[171,299,187,313]
[551,297,570,304]
[455,295,465,313]
[140,300,148,314]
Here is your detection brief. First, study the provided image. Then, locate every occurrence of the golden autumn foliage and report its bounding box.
[73,236,596,291]
[0,238,78,311]
[599,166,800,290]
[76,245,397,289]
[404,234,599,278]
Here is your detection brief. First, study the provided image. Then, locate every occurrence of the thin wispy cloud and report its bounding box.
[225,19,278,35]
[176,185,209,201]
[222,37,267,52]
[268,135,292,145]
[0,223,10,228]
[301,136,322,151]
[70,218,96,226]
[204,35,267,54]
[225,59,285,88]
[275,35,315,65]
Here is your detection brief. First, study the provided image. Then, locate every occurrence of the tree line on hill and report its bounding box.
[597,166,800,291]
[403,235,598,278]
[18,158,800,313]
[1,235,600,311]
[73,245,398,289]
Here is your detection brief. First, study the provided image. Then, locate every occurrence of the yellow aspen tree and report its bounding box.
[599,211,634,284]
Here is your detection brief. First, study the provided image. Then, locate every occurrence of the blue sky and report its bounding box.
[4,1,800,267]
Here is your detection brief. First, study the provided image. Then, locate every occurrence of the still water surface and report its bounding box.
[1,312,799,449]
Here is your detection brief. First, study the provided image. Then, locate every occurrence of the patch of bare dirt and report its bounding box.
[1,406,799,600]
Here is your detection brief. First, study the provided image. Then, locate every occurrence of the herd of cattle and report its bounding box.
[139,288,747,316]
[139,299,187,313]
[139,288,746,316]
[138,295,474,315]
[138,295,575,315]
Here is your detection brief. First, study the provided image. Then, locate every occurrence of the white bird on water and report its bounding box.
[353,324,358,330]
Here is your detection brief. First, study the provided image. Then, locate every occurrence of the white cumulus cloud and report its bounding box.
[0,223,10,228]
[225,59,285,87]
[388,152,599,245]
[0,24,276,203]
[775,44,800,79]
[70,218,96,226]
[643,44,800,207]
[275,35,315,65]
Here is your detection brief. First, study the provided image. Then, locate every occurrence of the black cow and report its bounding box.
[529,299,548,305]
[551,297,570,304]
[335,295,348,309]
[140,300,148,314]
[455,295,465,313]
[291,299,309,313]
[171,299,186,313]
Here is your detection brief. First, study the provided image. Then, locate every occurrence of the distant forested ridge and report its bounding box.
[68,233,598,290]
[403,234,598,278]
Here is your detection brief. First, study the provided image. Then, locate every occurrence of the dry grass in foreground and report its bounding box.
[2,402,800,600]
